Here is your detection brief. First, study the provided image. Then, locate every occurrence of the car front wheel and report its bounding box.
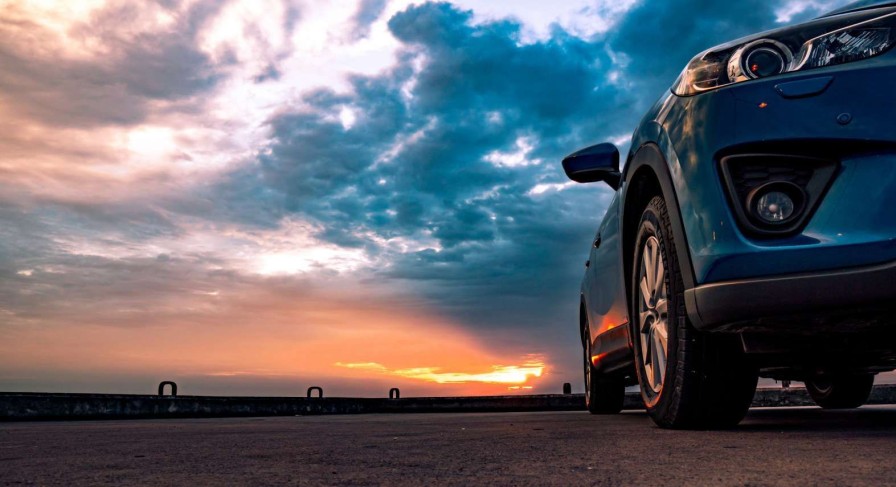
[631,196,758,429]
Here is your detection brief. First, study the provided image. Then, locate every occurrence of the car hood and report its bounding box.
[825,0,896,16]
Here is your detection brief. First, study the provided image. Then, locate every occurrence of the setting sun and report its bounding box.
[336,359,545,386]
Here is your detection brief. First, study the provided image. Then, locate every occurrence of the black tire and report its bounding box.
[805,373,875,409]
[631,196,758,429]
[583,317,625,414]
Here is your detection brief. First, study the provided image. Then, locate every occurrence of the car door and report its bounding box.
[586,192,629,338]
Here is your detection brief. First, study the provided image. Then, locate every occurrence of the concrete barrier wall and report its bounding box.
[3,386,896,421]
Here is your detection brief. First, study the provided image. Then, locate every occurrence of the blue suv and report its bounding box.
[564,0,896,428]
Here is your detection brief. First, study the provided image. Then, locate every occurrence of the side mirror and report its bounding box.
[562,143,621,189]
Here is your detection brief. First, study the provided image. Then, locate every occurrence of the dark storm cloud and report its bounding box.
[0,0,227,127]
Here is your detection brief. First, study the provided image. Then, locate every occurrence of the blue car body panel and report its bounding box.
[656,53,896,284]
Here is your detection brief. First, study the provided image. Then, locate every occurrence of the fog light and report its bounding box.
[746,181,806,227]
[755,191,794,222]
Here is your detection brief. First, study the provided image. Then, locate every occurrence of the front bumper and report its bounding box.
[685,259,896,331]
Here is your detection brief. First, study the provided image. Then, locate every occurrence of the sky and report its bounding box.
[0,0,853,397]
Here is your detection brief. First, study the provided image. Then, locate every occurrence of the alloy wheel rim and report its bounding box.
[584,328,592,399]
[638,236,669,395]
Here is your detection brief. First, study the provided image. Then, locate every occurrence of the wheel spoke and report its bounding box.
[639,311,652,331]
[652,327,666,389]
[641,325,653,367]
[649,325,661,390]
[655,320,668,343]
[653,255,665,297]
[643,243,655,292]
[655,298,668,317]
[643,336,654,386]
[639,277,652,310]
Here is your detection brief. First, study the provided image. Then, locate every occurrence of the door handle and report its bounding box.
[593,235,602,248]
[585,260,590,269]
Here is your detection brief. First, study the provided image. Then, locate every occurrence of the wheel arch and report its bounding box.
[621,143,697,322]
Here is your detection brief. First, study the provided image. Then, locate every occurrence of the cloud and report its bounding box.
[0,1,226,128]
[352,0,389,39]
[449,0,639,41]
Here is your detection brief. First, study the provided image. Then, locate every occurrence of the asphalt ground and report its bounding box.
[2,407,896,486]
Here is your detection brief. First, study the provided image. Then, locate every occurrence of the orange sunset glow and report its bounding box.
[0,277,553,396]
[336,358,545,386]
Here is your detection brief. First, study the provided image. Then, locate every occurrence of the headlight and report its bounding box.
[673,8,896,96]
